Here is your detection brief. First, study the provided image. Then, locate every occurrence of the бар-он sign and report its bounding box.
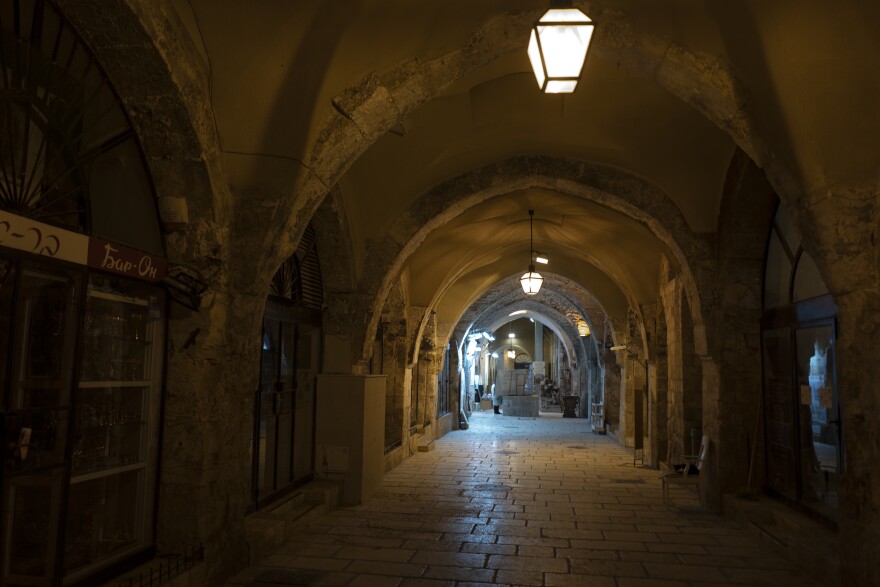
[87,237,167,282]
[0,210,166,283]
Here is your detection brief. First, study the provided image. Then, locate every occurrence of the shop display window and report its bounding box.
[63,276,164,582]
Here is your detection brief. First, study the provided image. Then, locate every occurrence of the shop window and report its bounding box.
[763,232,791,310]
[0,0,162,254]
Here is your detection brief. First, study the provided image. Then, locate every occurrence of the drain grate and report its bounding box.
[612,479,645,484]
[566,445,588,450]
[250,569,325,585]
[474,483,513,491]
[495,450,518,456]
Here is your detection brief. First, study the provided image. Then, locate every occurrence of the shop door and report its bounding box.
[762,320,841,522]
[292,323,318,483]
[0,258,80,586]
[255,301,295,506]
[254,300,319,507]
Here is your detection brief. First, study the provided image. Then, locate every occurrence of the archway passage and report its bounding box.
[12,2,878,586]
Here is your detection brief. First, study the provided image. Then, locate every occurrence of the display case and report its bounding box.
[63,279,164,581]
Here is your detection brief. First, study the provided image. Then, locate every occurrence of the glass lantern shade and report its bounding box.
[521,266,543,295]
[527,8,594,93]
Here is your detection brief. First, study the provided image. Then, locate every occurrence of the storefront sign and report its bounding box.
[0,210,167,283]
[0,210,88,265]
[88,238,167,282]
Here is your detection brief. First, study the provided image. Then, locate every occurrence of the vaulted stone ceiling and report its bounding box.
[170,0,880,345]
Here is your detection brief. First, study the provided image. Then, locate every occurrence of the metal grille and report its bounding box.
[0,0,159,251]
[117,546,204,586]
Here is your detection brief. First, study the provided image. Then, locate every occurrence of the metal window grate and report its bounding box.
[117,545,204,587]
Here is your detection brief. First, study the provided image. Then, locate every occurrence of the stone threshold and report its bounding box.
[244,480,342,565]
[723,493,840,587]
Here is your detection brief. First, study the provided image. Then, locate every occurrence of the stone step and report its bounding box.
[417,440,435,452]
[723,493,839,587]
[244,480,342,564]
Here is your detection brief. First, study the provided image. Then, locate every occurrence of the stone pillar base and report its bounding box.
[503,395,540,417]
[316,375,386,505]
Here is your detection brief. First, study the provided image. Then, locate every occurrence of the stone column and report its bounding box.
[534,320,544,373]
[159,286,265,581]
[380,318,408,450]
[661,277,685,464]
[708,152,775,508]
[603,351,621,431]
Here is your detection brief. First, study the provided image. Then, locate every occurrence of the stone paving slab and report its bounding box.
[225,412,822,587]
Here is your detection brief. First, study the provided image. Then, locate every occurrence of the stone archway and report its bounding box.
[359,157,713,370]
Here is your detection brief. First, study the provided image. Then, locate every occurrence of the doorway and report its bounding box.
[761,204,841,524]
[251,232,324,511]
[253,302,319,507]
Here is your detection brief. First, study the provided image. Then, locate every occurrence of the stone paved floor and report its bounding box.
[227,411,821,587]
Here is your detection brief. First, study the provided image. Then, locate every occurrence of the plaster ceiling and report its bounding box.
[170,0,880,344]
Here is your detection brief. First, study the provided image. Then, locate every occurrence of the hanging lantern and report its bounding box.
[507,349,516,359]
[577,321,590,337]
[520,210,543,295]
[520,267,543,295]
[527,3,594,94]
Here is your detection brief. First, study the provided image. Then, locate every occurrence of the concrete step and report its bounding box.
[417,441,435,452]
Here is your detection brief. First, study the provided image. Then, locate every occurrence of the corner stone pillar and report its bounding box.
[159,288,266,581]
[835,290,880,587]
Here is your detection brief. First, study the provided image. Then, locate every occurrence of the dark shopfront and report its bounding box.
[1,213,168,586]
[251,227,324,512]
[761,204,843,525]
[1,1,171,581]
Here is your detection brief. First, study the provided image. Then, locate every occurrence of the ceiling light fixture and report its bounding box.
[577,321,590,337]
[509,310,527,316]
[534,254,549,265]
[520,210,543,295]
[527,0,594,94]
